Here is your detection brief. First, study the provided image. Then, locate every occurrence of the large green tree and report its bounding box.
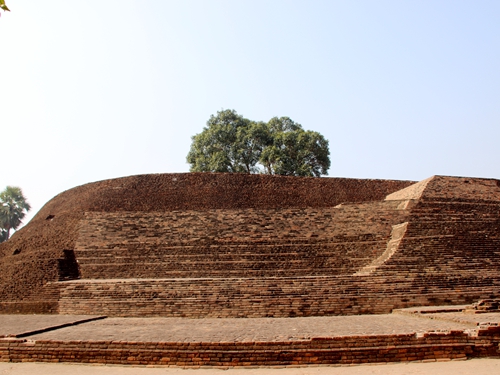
[0,186,31,242]
[187,110,256,173]
[187,110,330,177]
[259,117,330,177]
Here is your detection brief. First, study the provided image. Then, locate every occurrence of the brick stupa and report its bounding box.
[0,173,499,316]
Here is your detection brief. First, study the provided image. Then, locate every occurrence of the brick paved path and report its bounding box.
[2,312,493,343]
[2,309,499,343]
[0,315,104,338]
[1,310,499,370]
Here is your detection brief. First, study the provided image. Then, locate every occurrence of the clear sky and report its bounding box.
[1,0,499,227]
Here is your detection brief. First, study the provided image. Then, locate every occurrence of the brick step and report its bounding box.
[78,234,393,246]
[58,286,500,299]
[76,241,390,279]
[406,220,499,225]
[386,261,500,266]
[75,241,388,255]
[55,276,500,317]
[376,271,500,279]
[77,256,375,267]
[407,213,499,218]
[76,250,384,263]
[77,207,405,249]
[79,266,363,279]
[406,228,498,234]
[404,231,499,237]
[386,253,500,259]
[409,207,499,211]
[76,251,378,260]
[4,331,494,367]
[406,246,500,249]
[385,256,500,266]
[78,233,392,248]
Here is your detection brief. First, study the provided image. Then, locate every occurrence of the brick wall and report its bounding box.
[1,326,499,366]
[55,274,499,317]
[75,201,407,279]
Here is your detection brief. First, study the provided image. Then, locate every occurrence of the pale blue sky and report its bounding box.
[1,0,499,226]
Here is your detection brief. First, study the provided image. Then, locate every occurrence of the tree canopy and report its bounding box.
[187,110,330,177]
[0,186,30,242]
[0,0,9,13]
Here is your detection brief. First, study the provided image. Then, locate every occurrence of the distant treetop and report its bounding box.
[0,186,30,243]
[187,109,330,177]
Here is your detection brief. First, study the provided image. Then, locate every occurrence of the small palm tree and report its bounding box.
[0,186,31,242]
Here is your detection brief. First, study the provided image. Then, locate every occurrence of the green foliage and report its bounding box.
[187,110,255,173]
[187,110,330,177]
[0,0,10,12]
[0,186,31,243]
[0,229,7,243]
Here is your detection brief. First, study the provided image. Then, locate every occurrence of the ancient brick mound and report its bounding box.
[0,173,499,317]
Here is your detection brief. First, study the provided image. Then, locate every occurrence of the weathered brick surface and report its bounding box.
[55,274,500,318]
[0,173,413,312]
[379,176,500,280]
[75,201,406,279]
[1,174,499,317]
[0,326,499,366]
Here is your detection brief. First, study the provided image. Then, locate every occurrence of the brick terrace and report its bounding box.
[0,173,413,312]
[1,174,499,317]
[1,309,499,366]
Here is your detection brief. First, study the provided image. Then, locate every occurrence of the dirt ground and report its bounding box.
[1,358,500,375]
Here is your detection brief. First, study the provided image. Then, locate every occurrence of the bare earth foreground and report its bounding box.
[0,358,499,375]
